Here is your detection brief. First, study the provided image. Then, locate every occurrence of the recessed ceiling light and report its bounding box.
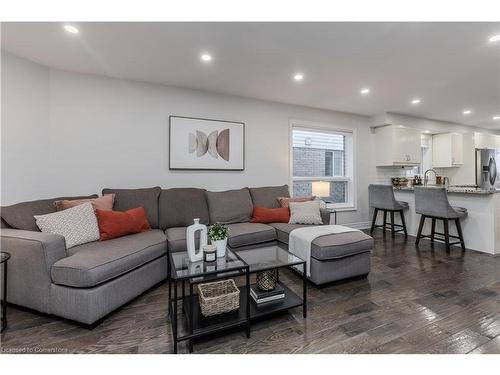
[63,25,79,34]
[424,130,430,134]
[411,98,422,105]
[200,53,212,62]
[293,73,304,81]
[488,34,500,43]
[463,109,472,115]
[360,88,370,95]
[493,115,500,120]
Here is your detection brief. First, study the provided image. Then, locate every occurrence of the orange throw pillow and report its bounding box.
[54,194,115,211]
[251,206,290,224]
[95,207,151,241]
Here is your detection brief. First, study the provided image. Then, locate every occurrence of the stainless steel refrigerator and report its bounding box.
[476,148,500,190]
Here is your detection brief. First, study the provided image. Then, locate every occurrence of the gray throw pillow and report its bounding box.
[288,201,323,225]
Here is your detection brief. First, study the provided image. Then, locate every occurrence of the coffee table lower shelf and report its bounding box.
[180,283,304,347]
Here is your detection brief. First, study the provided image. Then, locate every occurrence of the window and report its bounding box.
[290,122,355,209]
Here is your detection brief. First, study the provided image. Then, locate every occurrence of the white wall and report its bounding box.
[1,52,51,202]
[1,52,374,225]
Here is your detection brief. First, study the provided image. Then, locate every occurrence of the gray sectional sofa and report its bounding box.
[0,185,373,325]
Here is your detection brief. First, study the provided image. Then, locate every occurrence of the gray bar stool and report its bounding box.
[414,187,467,253]
[369,184,408,238]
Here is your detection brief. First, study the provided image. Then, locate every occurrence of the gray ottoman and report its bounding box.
[270,223,373,285]
[308,231,373,285]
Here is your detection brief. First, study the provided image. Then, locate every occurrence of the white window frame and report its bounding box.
[289,119,357,211]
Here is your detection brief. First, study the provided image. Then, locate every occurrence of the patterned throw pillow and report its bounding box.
[34,202,100,248]
[288,201,323,225]
[277,196,316,208]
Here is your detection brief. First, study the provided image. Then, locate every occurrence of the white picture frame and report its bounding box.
[169,116,245,170]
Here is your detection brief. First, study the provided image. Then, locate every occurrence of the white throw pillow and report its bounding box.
[34,202,100,248]
[288,201,323,225]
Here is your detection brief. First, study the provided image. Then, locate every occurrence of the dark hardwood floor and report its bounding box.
[1,230,500,354]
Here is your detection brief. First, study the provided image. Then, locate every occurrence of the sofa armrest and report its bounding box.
[1,228,67,271]
[0,228,67,313]
[320,209,332,225]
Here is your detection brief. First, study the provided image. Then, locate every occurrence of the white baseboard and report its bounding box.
[340,221,371,230]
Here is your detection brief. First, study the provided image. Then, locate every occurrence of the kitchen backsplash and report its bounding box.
[375,166,448,185]
[375,166,416,184]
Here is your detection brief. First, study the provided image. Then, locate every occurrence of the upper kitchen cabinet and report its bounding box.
[374,125,422,166]
[473,132,500,150]
[432,133,463,168]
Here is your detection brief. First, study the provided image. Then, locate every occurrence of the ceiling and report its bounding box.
[2,22,500,128]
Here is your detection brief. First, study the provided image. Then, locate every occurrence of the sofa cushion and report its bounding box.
[269,222,314,243]
[165,227,200,253]
[205,188,253,224]
[227,223,277,248]
[102,187,161,229]
[249,185,290,208]
[166,223,277,251]
[1,194,98,231]
[1,218,10,228]
[159,188,209,229]
[268,223,373,260]
[51,230,167,288]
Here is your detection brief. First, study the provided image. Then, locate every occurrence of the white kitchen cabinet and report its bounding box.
[421,134,432,148]
[432,133,463,168]
[473,132,500,149]
[374,125,422,166]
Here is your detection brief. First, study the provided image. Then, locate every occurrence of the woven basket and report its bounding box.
[197,279,240,317]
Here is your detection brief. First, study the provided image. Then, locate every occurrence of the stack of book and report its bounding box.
[250,284,285,304]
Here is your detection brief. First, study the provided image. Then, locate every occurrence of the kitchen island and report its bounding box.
[392,188,500,255]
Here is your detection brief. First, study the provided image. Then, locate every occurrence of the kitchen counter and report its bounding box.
[393,186,500,195]
[391,189,500,255]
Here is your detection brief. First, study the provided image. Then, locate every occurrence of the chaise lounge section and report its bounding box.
[1,185,372,325]
[1,189,168,325]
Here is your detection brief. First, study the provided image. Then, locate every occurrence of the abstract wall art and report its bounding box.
[169,116,245,170]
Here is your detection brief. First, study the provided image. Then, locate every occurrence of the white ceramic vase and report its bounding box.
[212,238,227,258]
[186,218,207,262]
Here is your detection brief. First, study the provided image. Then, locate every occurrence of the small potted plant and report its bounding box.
[208,223,229,258]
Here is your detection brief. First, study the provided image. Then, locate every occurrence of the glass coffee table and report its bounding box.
[168,245,306,353]
[236,245,307,320]
[168,249,250,354]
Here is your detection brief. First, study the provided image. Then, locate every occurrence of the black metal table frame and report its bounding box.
[167,250,307,354]
[246,258,307,320]
[1,252,10,333]
[168,252,251,354]
[323,206,337,225]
